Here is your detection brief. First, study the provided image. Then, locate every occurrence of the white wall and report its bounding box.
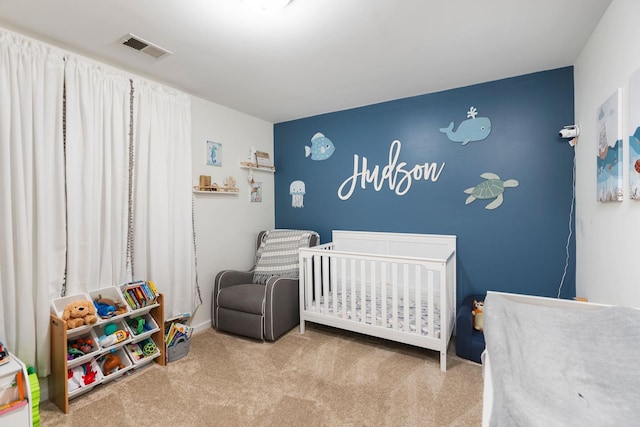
[189,96,275,330]
[574,0,640,307]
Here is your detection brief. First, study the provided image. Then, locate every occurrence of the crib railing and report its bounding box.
[299,243,453,340]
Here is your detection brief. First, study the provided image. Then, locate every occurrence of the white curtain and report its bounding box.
[64,56,131,295]
[131,79,199,318]
[0,31,66,375]
[0,31,199,375]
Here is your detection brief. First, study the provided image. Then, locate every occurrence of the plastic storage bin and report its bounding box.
[50,292,97,337]
[125,338,160,365]
[126,312,159,341]
[66,329,101,368]
[88,286,130,321]
[97,348,132,383]
[50,292,92,319]
[93,319,131,350]
[67,359,103,399]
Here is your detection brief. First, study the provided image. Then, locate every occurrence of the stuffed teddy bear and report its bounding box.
[62,300,99,329]
[472,299,484,332]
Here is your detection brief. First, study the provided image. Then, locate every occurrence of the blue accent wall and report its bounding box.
[274,67,576,300]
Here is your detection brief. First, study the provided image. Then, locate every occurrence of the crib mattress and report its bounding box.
[310,292,441,338]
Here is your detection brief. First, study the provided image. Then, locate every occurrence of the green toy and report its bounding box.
[104,323,118,336]
[142,341,157,356]
[127,317,145,334]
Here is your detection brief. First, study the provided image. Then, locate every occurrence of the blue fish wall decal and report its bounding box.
[305,132,336,161]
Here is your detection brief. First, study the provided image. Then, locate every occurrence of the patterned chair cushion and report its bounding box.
[252,229,318,284]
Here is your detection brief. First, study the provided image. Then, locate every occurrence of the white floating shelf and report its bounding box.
[239,161,275,173]
[193,188,239,195]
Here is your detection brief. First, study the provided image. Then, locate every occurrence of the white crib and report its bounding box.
[299,230,457,371]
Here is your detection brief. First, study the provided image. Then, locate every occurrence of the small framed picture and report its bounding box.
[206,140,222,167]
[255,151,272,168]
[250,182,262,203]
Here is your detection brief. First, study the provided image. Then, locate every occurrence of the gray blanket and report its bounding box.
[252,229,318,284]
[484,293,640,427]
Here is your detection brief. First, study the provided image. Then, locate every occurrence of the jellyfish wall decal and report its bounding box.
[290,180,306,208]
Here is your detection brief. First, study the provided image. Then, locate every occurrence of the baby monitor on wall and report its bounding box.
[559,125,579,139]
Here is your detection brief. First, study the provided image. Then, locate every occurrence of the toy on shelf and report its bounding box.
[126,342,144,361]
[223,176,236,189]
[126,338,157,362]
[193,175,239,193]
[67,347,84,360]
[67,336,95,360]
[67,362,98,392]
[62,300,98,329]
[101,353,124,376]
[142,341,157,356]
[98,324,129,347]
[199,175,211,188]
[72,337,93,353]
[82,363,97,385]
[93,294,128,319]
[104,323,118,335]
[127,316,152,335]
[67,367,83,392]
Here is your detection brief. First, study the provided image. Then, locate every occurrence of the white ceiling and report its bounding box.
[0,0,612,123]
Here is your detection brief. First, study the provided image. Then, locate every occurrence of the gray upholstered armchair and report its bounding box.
[212,230,319,341]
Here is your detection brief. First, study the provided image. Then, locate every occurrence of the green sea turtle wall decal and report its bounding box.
[464,172,519,210]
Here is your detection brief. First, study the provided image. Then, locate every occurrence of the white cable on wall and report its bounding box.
[557,145,576,298]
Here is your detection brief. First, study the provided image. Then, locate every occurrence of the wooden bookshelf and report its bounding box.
[49,293,165,413]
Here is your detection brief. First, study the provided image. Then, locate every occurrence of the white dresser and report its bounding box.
[0,353,32,427]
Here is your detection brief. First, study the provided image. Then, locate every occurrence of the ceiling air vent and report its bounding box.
[121,34,172,59]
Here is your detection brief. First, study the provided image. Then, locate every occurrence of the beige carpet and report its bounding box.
[40,325,483,426]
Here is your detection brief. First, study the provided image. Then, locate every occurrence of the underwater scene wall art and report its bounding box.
[629,69,640,200]
[596,89,623,203]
